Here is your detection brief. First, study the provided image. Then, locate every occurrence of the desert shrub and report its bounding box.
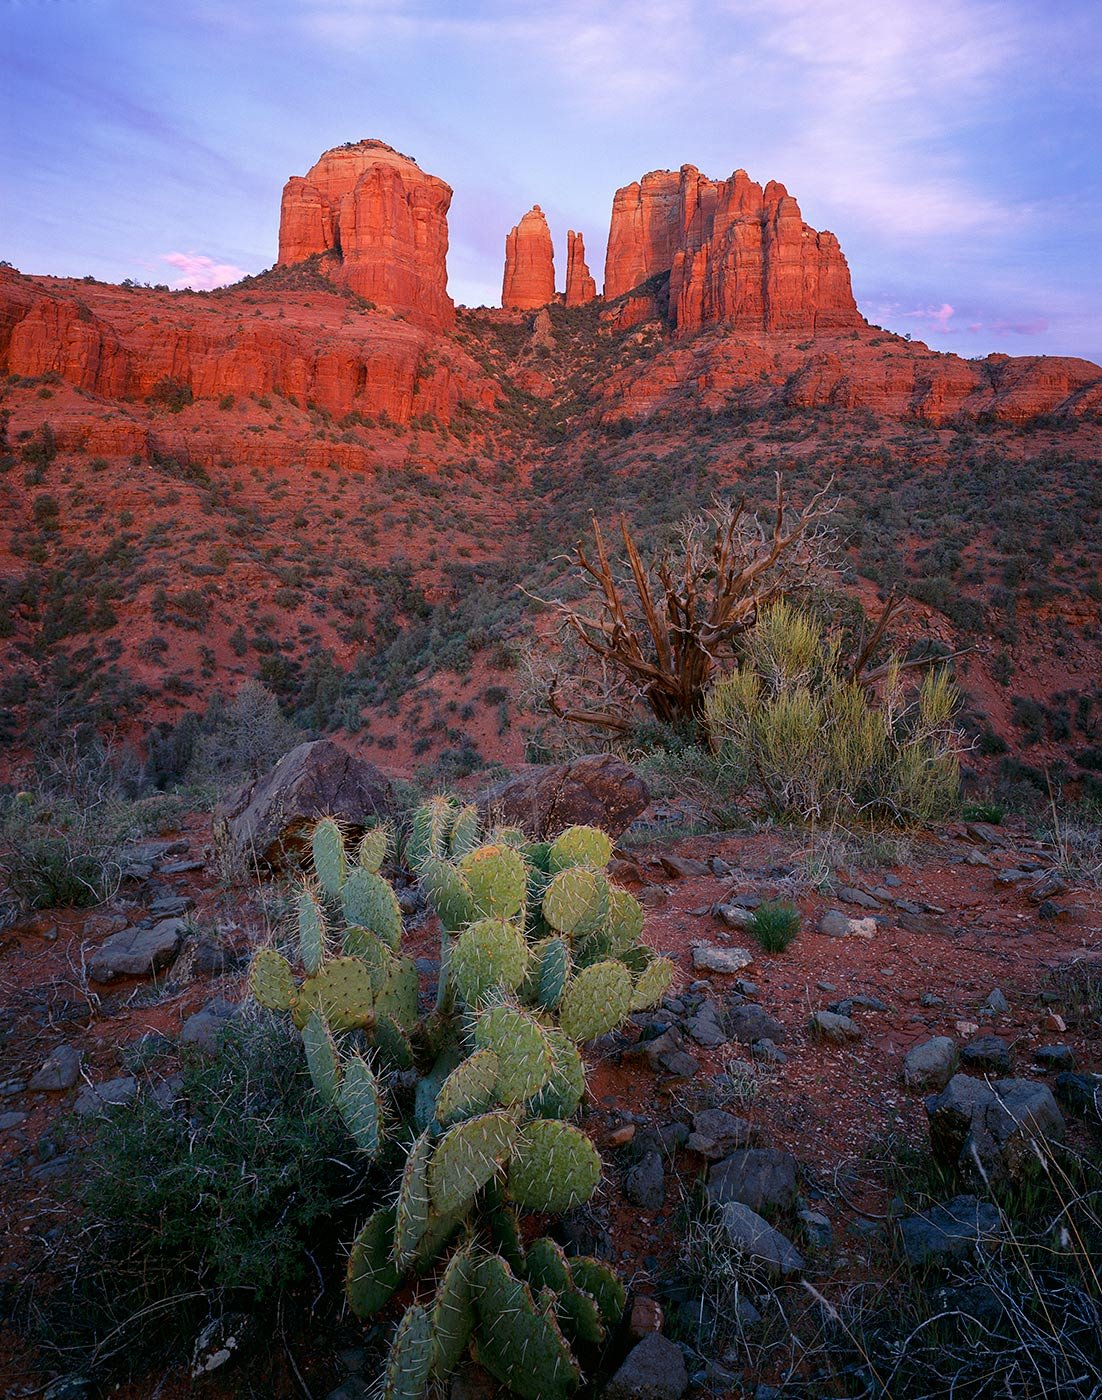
[704,602,962,826]
[747,899,801,952]
[146,376,193,413]
[188,679,306,784]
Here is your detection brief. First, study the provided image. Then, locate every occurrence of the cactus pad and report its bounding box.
[531,937,571,1010]
[548,825,613,872]
[376,955,419,1030]
[356,825,389,874]
[448,804,481,860]
[420,857,475,932]
[527,1030,586,1120]
[342,867,402,949]
[311,817,347,898]
[508,1119,601,1215]
[607,887,645,949]
[337,1054,384,1157]
[569,1257,627,1327]
[631,954,676,1010]
[372,1013,414,1071]
[451,919,529,1005]
[341,925,392,986]
[302,1009,341,1104]
[428,1111,517,1216]
[472,1255,581,1400]
[381,1303,433,1400]
[474,1006,553,1105]
[459,844,528,920]
[542,868,609,938]
[431,1247,475,1378]
[559,960,633,1043]
[297,888,326,976]
[249,948,295,1011]
[346,1207,400,1317]
[435,1049,499,1127]
[393,1129,434,1269]
[407,795,455,871]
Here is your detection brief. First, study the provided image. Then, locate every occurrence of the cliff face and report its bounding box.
[565,231,597,307]
[502,206,555,310]
[603,165,861,337]
[277,140,454,332]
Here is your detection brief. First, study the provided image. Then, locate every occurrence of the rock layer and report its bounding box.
[565,230,597,307]
[603,164,861,337]
[277,140,454,331]
[502,206,555,310]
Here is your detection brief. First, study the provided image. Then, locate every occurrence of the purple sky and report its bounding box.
[3,1,1099,362]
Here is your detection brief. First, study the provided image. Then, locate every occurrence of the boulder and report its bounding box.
[808,1010,861,1044]
[960,1034,1012,1075]
[603,1332,687,1400]
[180,999,241,1055]
[88,918,185,983]
[902,1037,959,1093]
[691,944,753,974]
[899,1195,1003,1269]
[926,1074,1065,1185]
[74,1076,138,1116]
[28,1044,82,1091]
[623,1151,665,1211]
[707,1147,798,1215]
[686,1109,756,1160]
[214,739,394,869]
[727,1003,786,1045]
[716,1202,805,1279]
[478,754,647,840]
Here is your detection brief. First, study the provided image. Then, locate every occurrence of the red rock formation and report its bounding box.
[603,164,861,338]
[565,231,597,307]
[502,207,555,310]
[277,140,454,332]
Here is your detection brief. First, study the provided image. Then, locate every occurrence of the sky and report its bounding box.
[2,0,1100,362]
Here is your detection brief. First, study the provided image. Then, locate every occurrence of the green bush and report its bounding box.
[704,602,961,826]
[747,899,801,952]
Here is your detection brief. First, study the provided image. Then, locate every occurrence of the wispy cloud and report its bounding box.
[161,251,245,289]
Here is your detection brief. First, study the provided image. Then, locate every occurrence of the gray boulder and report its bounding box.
[180,999,240,1055]
[624,1151,666,1211]
[960,1034,1012,1075]
[686,1109,756,1160]
[926,1074,1064,1185]
[29,1044,82,1091]
[727,1003,786,1045]
[603,1333,687,1400]
[214,739,394,869]
[477,754,647,841]
[717,1202,805,1279]
[88,919,185,983]
[74,1076,138,1117]
[809,1010,861,1044]
[899,1194,1003,1268]
[708,1147,798,1215]
[902,1037,958,1093]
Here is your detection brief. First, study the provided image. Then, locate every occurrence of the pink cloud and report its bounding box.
[901,301,956,329]
[988,315,1049,336]
[161,250,246,290]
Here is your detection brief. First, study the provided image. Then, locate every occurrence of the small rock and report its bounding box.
[714,904,753,929]
[710,857,735,877]
[921,992,945,1007]
[180,999,240,1055]
[686,1001,728,1048]
[808,1010,861,1044]
[708,1147,798,1215]
[734,978,759,997]
[686,1109,756,1160]
[28,1044,82,1092]
[751,1038,787,1064]
[660,854,711,878]
[624,1151,665,1211]
[979,988,1009,1016]
[1033,1045,1076,1073]
[1053,1072,1101,1121]
[797,1208,832,1248]
[818,909,851,938]
[0,1110,28,1131]
[606,1123,636,1149]
[961,1034,1012,1075]
[87,918,186,983]
[629,1295,664,1337]
[658,1050,699,1078]
[899,1195,1003,1268]
[691,944,753,974]
[1029,871,1067,902]
[191,1312,252,1379]
[902,1037,959,1093]
[927,1075,1065,1185]
[74,1076,138,1117]
[837,887,882,909]
[955,1020,980,1037]
[603,1332,688,1400]
[728,1003,786,1045]
[43,1379,93,1400]
[1042,1011,1067,1033]
[717,1202,805,1278]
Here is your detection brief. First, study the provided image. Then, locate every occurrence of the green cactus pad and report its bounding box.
[507,1119,601,1215]
[527,1240,610,1343]
[488,825,528,849]
[293,955,375,1032]
[569,1257,627,1327]
[420,857,475,932]
[474,1006,553,1105]
[448,804,481,860]
[559,960,633,1043]
[249,948,295,1011]
[523,841,553,874]
[488,1199,526,1274]
[631,954,676,1010]
[428,1111,517,1216]
[376,955,419,1030]
[531,937,571,1010]
[414,1041,462,1131]
[527,1030,586,1120]
[413,1205,464,1272]
[372,1013,414,1071]
[356,825,389,874]
[346,1207,401,1317]
[311,817,347,899]
[381,1303,433,1400]
[607,887,645,949]
[393,1129,434,1270]
[407,796,456,871]
[525,1236,570,1293]
[435,1049,499,1127]
[459,844,528,921]
[341,868,402,950]
[302,1009,340,1104]
[472,1255,581,1400]
[451,919,529,1005]
[297,888,326,976]
[542,868,609,938]
[431,1247,475,1378]
[337,1054,384,1157]
[341,926,392,986]
[548,826,613,872]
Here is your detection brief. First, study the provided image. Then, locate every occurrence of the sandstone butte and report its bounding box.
[603,163,860,337]
[565,231,597,307]
[502,206,556,311]
[277,139,455,332]
[0,138,1100,437]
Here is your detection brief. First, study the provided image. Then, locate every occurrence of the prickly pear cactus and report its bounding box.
[507,1118,602,1215]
